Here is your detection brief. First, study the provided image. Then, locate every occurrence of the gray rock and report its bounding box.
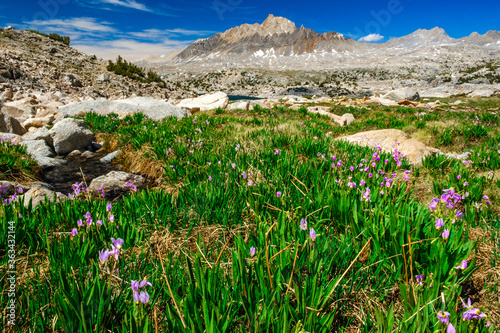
[342,113,355,126]
[89,171,146,197]
[22,185,65,208]
[81,151,95,159]
[467,88,495,98]
[382,90,406,102]
[228,101,249,111]
[1,89,13,101]
[23,116,53,130]
[91,142,102,151]
[100,150,121,164]
[0,112,27,135]
[21,140,55,158]
[0,132,22,143]
[67,150,82,157]
[58,97,189,120]
[1,102,34,118]
[22,127,53,146]
[48,118,95,155]
[0,181,29,198]
[34,156,68,170]
[97,74,110,82]
[382,88,420,102]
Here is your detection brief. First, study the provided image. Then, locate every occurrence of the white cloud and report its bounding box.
[358,34,384,42]
[130,28,215,39]
[26,17,116,38]
[73,38,193,60]
[98,0,151,12]
[22,16,211,61]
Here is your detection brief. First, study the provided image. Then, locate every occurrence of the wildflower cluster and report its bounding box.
[99,238,124,263]
[67,182,92,200]
[429,188,465,240]
[1,186,23,206]
[131,279,152,304]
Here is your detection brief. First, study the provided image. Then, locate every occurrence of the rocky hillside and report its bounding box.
[0,27,187,102]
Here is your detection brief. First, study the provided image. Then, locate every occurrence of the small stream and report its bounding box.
[43,149,121,195]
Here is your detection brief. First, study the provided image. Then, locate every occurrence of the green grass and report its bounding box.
[0,137,40,182]
[1,101,500,332]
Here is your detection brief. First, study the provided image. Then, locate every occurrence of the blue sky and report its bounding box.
[2,0,499,60]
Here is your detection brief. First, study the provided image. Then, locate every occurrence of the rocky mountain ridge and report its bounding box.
[173,14,349,62]
[135,15,499,99]
[156,14,500,70]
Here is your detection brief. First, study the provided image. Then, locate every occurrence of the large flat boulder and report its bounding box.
[89,171,146,198]
[336,129,440,166]
[48,118,94,155]
[177,92,229,112]
[228,101,249,111]
[59,97,189,120]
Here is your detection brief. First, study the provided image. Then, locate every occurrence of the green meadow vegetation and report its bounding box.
[1,98,500,332]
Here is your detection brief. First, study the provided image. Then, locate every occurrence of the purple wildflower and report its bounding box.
[99,250,110,263]
[106,203,112,211]
[300,218,307,231]
[361,187,371,202]
[131,280,139,291]
[456,210,464,219]
[249,246,256,256]
[442,229,450,239]
[309,228,317,241]
[416,274,424,286]
[276,191,281,197]
[454,260,467,270]
[437,311,450,324]
[435,218,444,229]
[429,198,439,210]
[111,238,124,249]
[133,291,140,303]
[139,279,152,288]
[71,228,78,236]
[138,291,150,304]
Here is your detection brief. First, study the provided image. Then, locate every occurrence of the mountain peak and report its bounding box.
[220,14,297,43]
[261,14,296,34]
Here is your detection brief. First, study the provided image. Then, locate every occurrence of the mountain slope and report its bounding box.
[0,28,187,100]
[384,27,456,48]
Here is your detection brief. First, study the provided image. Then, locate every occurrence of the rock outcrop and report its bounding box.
[58,97,189,119]
[337,129,440,166]
[177,92,229,112]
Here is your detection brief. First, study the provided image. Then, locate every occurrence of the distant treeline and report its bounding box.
[106,56,167,88]
[27,30,70,45]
